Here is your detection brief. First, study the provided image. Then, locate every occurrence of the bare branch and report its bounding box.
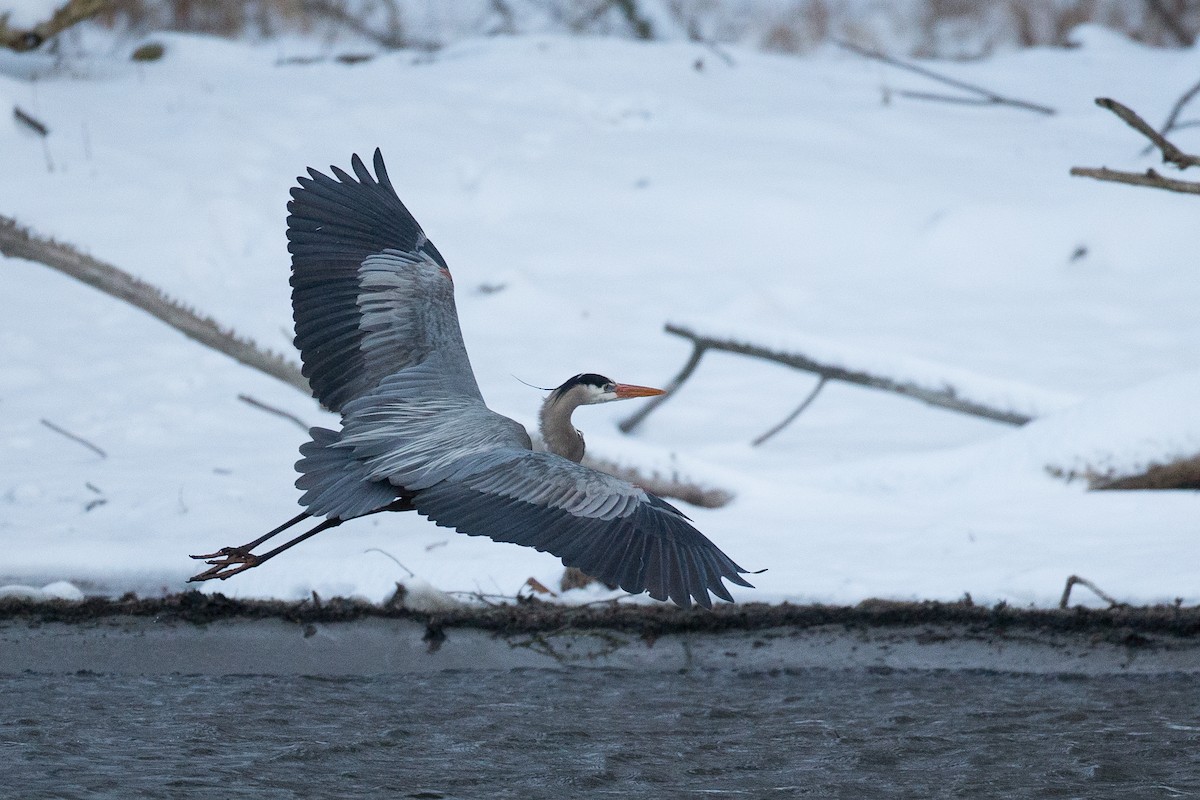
[834,39,1055,116]
[620,323,1038,436]
[1069,166,1200,195]
[0,214,310,394]
[1094,97,1200,170]
[40,418,106,458]
[1,0,111,52]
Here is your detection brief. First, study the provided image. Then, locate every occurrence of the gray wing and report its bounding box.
[411,454,754,609]
[332,357,753,608]
[288,149,479,411]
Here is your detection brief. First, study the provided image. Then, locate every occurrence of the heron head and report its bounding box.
[551,373,665,405]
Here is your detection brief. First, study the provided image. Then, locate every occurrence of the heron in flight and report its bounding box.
[189,150,754,608]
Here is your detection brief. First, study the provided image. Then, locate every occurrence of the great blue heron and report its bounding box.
[189,150,754,608]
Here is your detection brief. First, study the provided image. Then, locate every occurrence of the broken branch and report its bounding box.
[0,214,309,394]
[620,323,1039,436]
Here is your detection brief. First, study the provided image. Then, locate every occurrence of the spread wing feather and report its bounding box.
[288,148,472,411]
[411,467,752,608]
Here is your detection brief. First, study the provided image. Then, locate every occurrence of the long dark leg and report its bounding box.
[189,516,344,582]
[187,496,416,583]
[190,511,312,561]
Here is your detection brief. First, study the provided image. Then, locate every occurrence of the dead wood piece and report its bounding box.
[1060,574,1122,609]
[0,214,309,395]
[620,323,1036,437]
[1088,453,1200,491]
[835,39,1055,116]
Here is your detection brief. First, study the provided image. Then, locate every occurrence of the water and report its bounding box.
[2,668,1198,798]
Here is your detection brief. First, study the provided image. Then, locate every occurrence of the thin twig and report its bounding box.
[40,418,106,458]
[1069,166,1200,195]
[1094,97,1200,170]
[835,39,1055,116]
[752,376,828,447]
[364,547,415,578]
[1059,574,1122,609]
[237,393,309,431]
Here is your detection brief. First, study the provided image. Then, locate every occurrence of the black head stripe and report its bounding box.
[552,373,612,398]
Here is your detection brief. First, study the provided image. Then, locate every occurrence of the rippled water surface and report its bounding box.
[3,668,1198,798]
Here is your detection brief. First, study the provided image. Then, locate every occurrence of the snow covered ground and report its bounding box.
[1,27,1198,607]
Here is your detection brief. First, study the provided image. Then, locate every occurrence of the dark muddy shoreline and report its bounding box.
[3,593,1200,675]
[3,591,1199,641]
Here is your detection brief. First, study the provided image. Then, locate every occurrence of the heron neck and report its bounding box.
[539,394,586,463]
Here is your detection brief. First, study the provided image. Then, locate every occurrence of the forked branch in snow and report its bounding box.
[0,213,309,394]
[834,39,1055,116]
[1071,97,1200,195]
[620,323,1038,440]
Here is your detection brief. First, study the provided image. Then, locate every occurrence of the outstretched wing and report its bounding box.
[332,357,754,608]
[412,452,754,609]
[288,149,479,412]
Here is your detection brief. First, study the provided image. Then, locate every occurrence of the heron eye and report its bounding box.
[604,383,616,393]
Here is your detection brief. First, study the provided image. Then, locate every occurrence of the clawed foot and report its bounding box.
[188,547,262,582]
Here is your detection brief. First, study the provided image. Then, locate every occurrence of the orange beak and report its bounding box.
[613,383,666,399]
